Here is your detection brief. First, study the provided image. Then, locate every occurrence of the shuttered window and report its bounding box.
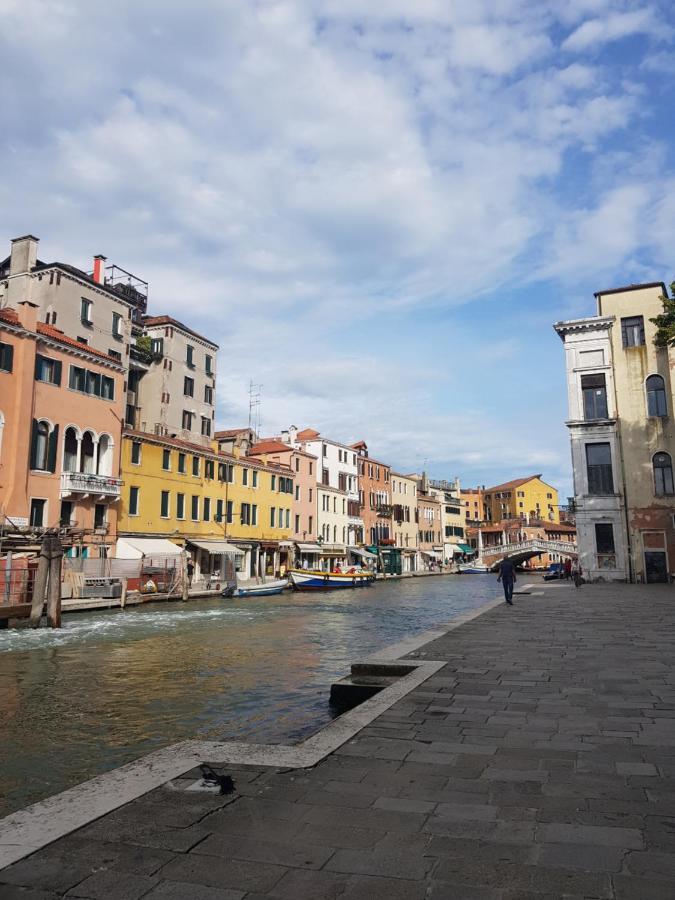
[0,342,14,373]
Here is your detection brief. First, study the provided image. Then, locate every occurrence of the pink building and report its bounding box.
[248,439,319,567]
[0,301,125,557]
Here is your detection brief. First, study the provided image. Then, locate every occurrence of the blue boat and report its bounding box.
[225,579,288,598]
[289,569,375,591]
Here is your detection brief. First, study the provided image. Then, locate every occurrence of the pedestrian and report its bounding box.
[563,558,572,581]
[186,557,195,586]
[497,558,516,605]
[573,563,582,588]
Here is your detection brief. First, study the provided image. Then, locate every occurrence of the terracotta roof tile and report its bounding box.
[143,315,218,348]
[36,323,122,363]
[249,440,292,454]
[297,428,320,440]
[0,307,19,324]
[214,428,250,439]
[484,474,543,493]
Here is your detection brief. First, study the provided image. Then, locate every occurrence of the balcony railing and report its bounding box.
[376,504,393,518]
[60,472,122,499]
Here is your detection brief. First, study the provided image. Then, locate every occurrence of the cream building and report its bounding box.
[134,316,218,447]
[429,478,469,562]
[390,472,418,572]
[317,484,349,570]
[555,282,675,583]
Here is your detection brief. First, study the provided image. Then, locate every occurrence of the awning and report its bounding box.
[348,547,378,561]
[422,550,442,559]
[188,540,244,557]
[279,541,295,549]
[320,546,346,556]
[296,543,321,553]
[457,543,474,554]
[115,538,183,559]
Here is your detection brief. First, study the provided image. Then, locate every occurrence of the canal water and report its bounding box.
[0,575,499,817]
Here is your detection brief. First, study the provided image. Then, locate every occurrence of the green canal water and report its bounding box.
[0,575,499,817]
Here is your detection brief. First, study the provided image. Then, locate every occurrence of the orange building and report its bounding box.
[461,487,486,525]
[0,301,125,557]
[352,441,392,547]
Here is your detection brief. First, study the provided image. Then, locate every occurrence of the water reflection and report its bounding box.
[0,575,497,816]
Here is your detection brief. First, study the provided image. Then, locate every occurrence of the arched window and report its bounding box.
[646,375,667,417]
[653,452,674,496]
[30,419,56,471]
[97,434,113,476]
[80,431,96,474]
[63,427,79,472]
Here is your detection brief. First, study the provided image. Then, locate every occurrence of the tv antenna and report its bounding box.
[248,380,262,436]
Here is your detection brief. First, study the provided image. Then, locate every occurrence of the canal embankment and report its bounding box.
[3,581,674,898]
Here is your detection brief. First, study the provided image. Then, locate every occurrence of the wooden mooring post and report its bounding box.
[29,534,63,629]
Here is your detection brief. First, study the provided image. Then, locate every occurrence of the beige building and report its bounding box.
[555,282,675,583]
[0,235,135,362]
[317,484,349,570]
[429,478,469,561]
[390,472,418,572]
[133,316,218,447]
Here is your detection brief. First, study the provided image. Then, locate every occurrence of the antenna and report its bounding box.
[248,380,262,436]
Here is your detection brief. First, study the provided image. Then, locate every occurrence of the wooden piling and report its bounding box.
[46,535,62,628]
[30,536,50,628]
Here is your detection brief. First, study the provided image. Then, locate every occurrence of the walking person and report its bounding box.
[497,558,516,605]
[563,558,572,581]
[573,563,582,588]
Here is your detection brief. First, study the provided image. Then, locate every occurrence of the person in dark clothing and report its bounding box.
[563,558,572,581]
[497,559,516,605]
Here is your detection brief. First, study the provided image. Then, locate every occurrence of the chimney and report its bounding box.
[9,235,39,276]
[92,254,107,284]
[281,429,289,443]
[16,300,38,332]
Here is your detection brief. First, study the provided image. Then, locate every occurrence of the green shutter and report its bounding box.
[54,360,62,386]
[29,419,39,469]
[34,354,43,380]
[47,424,59,473]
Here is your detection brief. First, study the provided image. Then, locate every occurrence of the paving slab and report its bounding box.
[4,583,675,897]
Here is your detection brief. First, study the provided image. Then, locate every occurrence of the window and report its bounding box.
[252,504,258,526]
[112,312,123,339]
[215,498,223,522]
[69,365,114,400]
[29,499,46,528]
[581,373,608,420]
[30,420,57,471]
[0,342,13,373]
[35,355,62,385]
[646,375,667,417]
[242,468,249,486]
[621,315,645,348]
[176,493,185,519]
[204,385,213,405]
[184,376,194,397]
[252,470,258,488]
[76,336,88,345]
[309,462,313,475]
[218,462,234,483]
[201,416,211,437]
[241,502,251,525]
[270,507,276,527]
[295,514,300,533]
[308,515,313,533]
[94,504,106,529]
[60,500,73,527]
[226,500,233,524]
[586,443,614,495]
[178,452,186,474]
[151,337,163,356]
[203,497,211,522]
[595,523,616,568]
[295,458,299,472]
[285,509,290,528]
[191,495,199,521]
[186,345,195,368]
[192,456,200,477]
[162,448,171,471]
[129,486,140,516]
[322,445,327,457]
[205,354,213,375]
[108,349,122,361]
[654,452,674,496]
[160,491,170,518]
[131,441,142,465]
[295,485,300,501]
[271,474,276,491]
[80,298,93,325]
[182,410,193,431]
[205,460,214,479]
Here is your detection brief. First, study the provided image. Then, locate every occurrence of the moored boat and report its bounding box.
[289,569,375,591]
[225,578,288,598]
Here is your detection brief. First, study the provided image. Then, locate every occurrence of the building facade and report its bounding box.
[416,476,443,569]
[555,282,675,583]
[462,487,486,525]
[353,441,392,546]
[429,478,468,562]
[391,472,418,572]
[317,485,349,570]
[483,475,560,524]
[0,301,124,557]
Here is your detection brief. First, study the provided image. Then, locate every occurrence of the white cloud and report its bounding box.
[562,8,663,52]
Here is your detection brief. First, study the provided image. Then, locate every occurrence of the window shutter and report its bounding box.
[54,360,62,386]
[34,354,42,380]
[47,424,59,473]
[29,419,39,469]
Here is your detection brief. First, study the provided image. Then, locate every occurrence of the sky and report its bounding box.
[2,0,675,499]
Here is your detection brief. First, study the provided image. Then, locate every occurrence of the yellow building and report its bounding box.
[483,474,559,523]
[117,430,294,581]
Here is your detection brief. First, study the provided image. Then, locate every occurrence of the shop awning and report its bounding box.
[320,545,346,556]
[188,540,244,557]
[296,543,321,553]
[422,549,442,559]
[279,541,295,549]
[457,543,474,554]
[348,547,378,561]
[115,538,183,559]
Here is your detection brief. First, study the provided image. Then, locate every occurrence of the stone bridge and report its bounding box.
[479,537,578,570]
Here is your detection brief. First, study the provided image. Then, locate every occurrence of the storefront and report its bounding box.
[186,539,243,591]
[348,546,378,570]
[294,542,322,570]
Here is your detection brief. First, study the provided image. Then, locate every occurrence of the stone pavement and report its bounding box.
[2,581,675,899]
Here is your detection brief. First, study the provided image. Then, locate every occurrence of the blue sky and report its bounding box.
[2,0,675,499]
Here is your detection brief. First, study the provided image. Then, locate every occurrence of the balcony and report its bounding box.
[60,472,122,500]
[376,504,393,518]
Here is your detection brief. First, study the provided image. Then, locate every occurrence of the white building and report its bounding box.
[554,282,675,583]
